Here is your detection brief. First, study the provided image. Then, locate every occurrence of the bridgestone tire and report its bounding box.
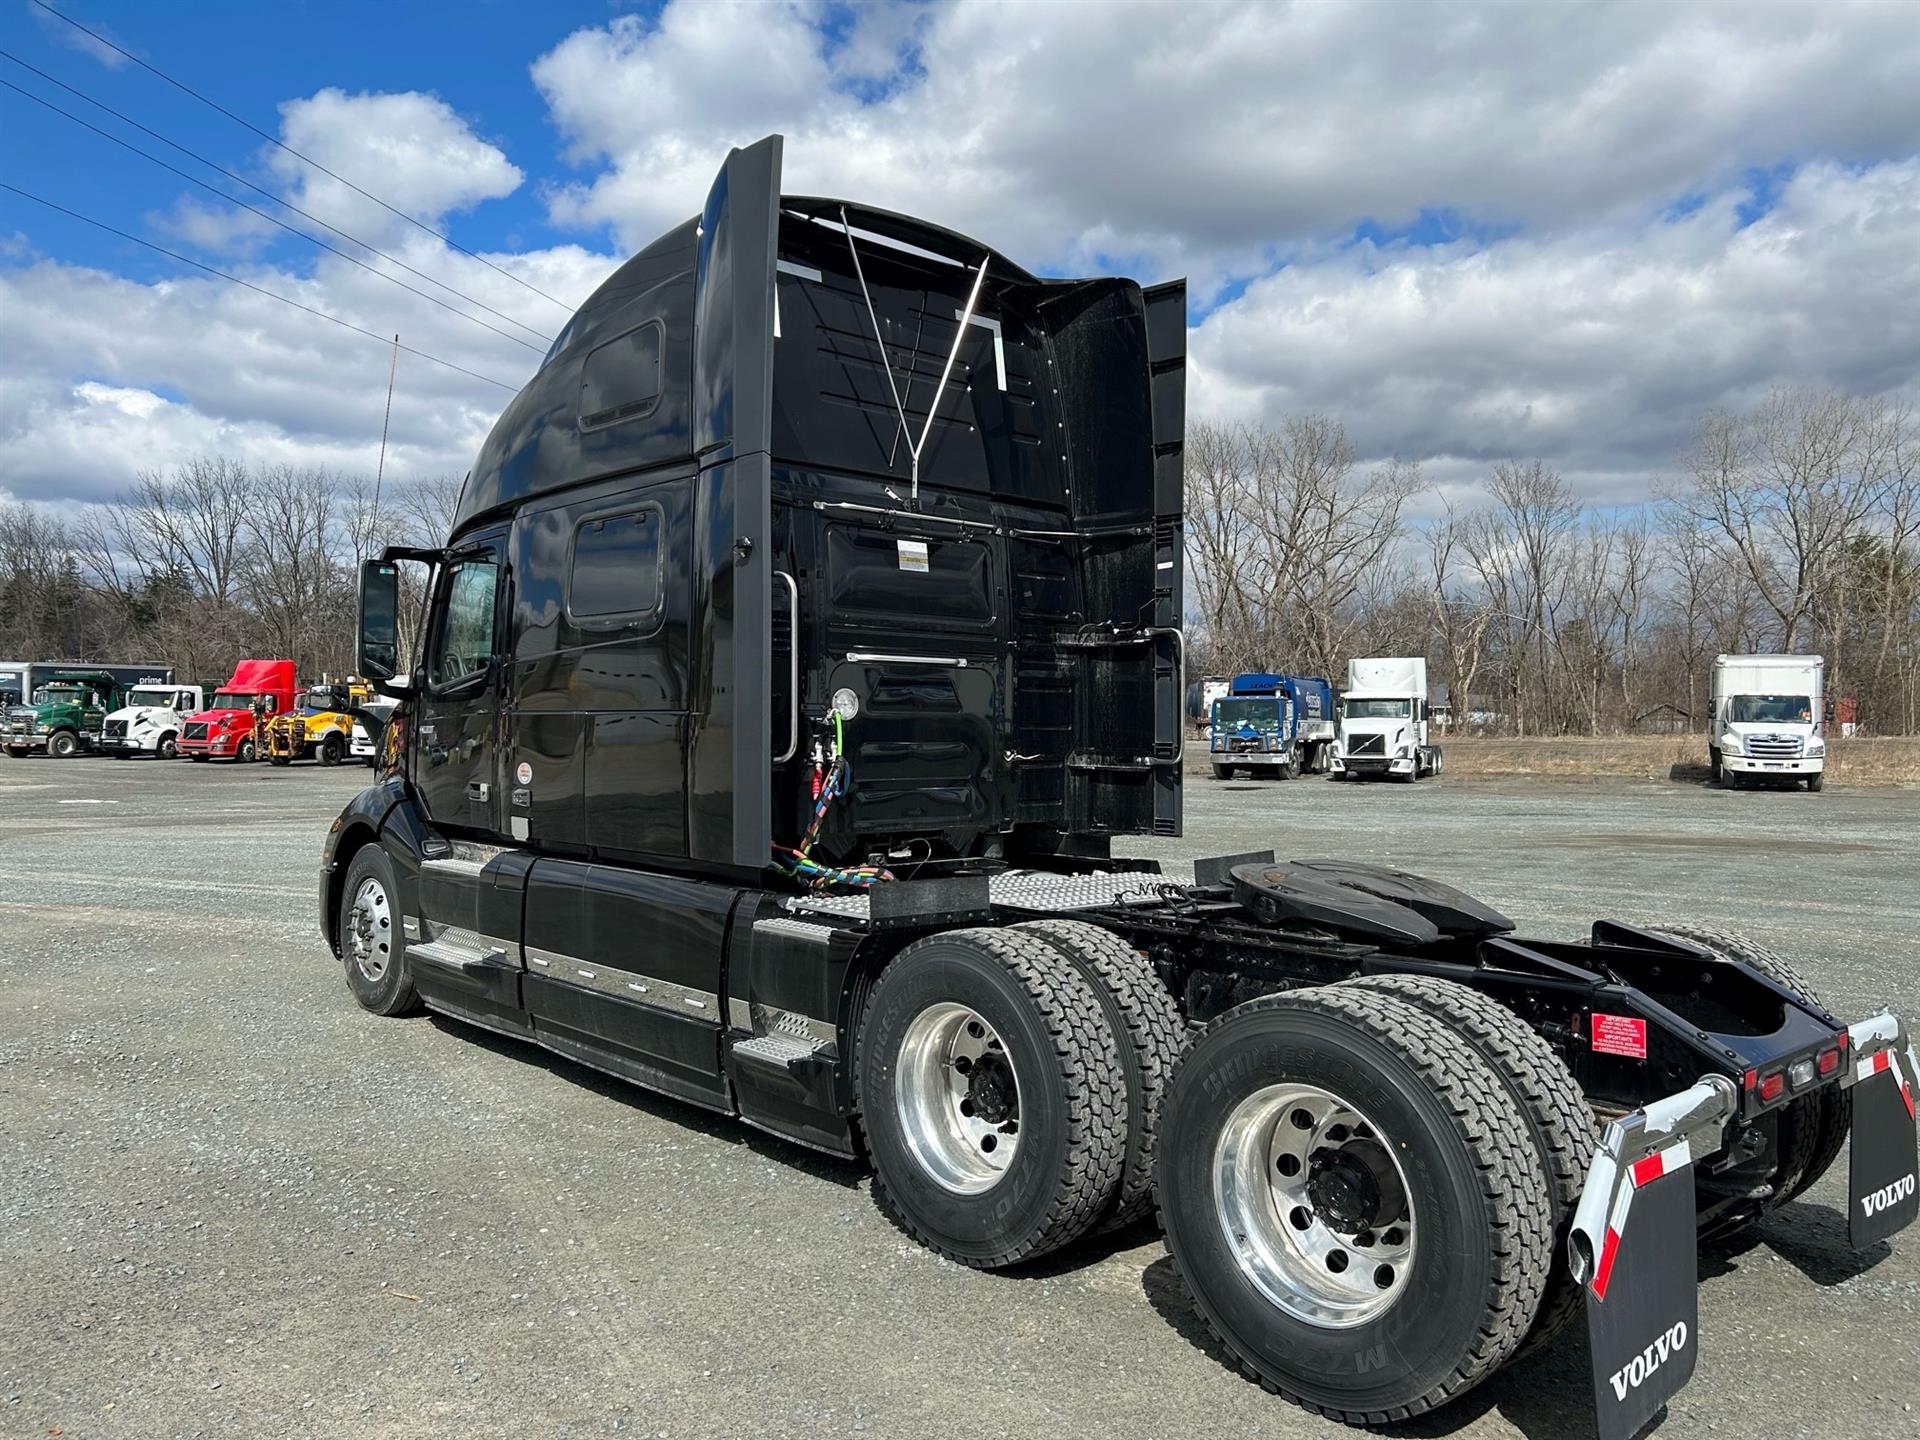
[1015,919,1184,1231]
[857,928,1127,1269]
[1649,924,1849,1211]
[1339,973,1595,1356]
[338,844,418,1016]
[48,731,78,759]
[1158,987,1553,1423]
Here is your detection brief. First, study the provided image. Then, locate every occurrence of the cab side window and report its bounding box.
[568,507,662,628]
[431,556,501,690]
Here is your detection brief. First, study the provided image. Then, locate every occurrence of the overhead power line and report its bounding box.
[0,179,521,392]
[0,74,546,354]
[29,0,572,311]
[0,47,554,345]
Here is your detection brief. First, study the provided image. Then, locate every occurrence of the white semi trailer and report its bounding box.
[1330,656,1442,782]
[1710,653,1826,791]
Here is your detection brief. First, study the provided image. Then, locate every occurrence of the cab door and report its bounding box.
[416,527,509,835]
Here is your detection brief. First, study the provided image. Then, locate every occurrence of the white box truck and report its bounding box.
[1330,657,1443,782]
[1710,653,1826,790]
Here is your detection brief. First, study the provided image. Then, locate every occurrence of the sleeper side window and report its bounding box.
[430,556,500,690]
[567,507,663,629]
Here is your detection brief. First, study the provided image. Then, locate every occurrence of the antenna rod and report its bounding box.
[375,332,399,497]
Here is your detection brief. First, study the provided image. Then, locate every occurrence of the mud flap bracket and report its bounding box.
[1841,1012,1918,1248]
[1569,1075,1735,1440]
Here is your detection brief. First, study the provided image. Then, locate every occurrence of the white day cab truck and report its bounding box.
[1709,654,1826,791]
[1330,656,1443,782]
[100,684,209,759]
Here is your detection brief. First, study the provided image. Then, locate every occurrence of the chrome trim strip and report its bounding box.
[524,946,720,1019]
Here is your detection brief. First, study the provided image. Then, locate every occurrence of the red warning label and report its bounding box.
[1590,1012,1649,1059]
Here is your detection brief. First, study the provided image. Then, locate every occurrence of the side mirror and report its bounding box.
[359,560,401,681]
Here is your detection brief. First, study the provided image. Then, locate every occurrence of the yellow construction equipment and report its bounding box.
[264,677,370,766]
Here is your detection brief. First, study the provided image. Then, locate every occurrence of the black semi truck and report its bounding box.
[322,136,1915,1436]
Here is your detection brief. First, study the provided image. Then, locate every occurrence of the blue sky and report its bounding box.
[0,1,640,279]
[3,0,1919,510]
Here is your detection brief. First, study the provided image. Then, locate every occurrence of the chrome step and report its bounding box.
[732,1032,825,1069]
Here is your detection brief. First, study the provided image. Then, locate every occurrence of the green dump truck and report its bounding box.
[3,670,141,758]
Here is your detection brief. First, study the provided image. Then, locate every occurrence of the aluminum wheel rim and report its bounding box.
[1214,1081,1416,1328]
[345,875,392,982]
[895,1002,1021,1194]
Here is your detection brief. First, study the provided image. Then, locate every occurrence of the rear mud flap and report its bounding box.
[1846,1022,1918,1248]
[1570,1082,1730,1440]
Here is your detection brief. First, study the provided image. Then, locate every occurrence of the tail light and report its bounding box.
[1816,1045,1842,1078]
[1757,1071,1786,1103]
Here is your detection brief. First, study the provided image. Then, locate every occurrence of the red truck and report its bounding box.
[177,659,296,762]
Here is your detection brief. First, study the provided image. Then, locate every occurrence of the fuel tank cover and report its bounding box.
[1229,862,1441,947]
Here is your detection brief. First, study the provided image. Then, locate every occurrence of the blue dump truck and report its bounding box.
[1209,671,1337,779]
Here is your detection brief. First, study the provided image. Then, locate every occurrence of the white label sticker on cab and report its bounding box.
[897,539,929,573]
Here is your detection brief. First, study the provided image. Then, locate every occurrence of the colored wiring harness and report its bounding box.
[775,723,894,889]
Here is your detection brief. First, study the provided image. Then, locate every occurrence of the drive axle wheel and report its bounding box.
[1158,987,1552,1423]
[1017,919,1184,1231]
[338,845,418,1016]
[1340,973,1595,1355]
[857,928,1126,1269]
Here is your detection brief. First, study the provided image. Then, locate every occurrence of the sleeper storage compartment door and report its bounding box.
[817,518,1010,846]
[521,857,740,1111]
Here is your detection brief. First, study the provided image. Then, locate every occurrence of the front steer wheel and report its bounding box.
[856,928,1127,1269]
[338,845,418,1016]
[1158,986,1554,1424]
[48,731,79,759]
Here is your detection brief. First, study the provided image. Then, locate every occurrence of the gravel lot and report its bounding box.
[2,757,1915,1440]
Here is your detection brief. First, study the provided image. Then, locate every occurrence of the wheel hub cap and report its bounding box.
[1213,1081,1417,1328]
[895,1002,1022,1195]
[346,876,391,982]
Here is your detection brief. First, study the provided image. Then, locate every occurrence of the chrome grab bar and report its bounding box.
[775,569,800,763]
[844,651,967,667]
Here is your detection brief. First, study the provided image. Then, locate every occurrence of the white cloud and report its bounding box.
[1189,158,1920,500]
[268,89,526,244]
[149,196,280,255]
[529,0,1920,297]
[8,0,1920,520]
